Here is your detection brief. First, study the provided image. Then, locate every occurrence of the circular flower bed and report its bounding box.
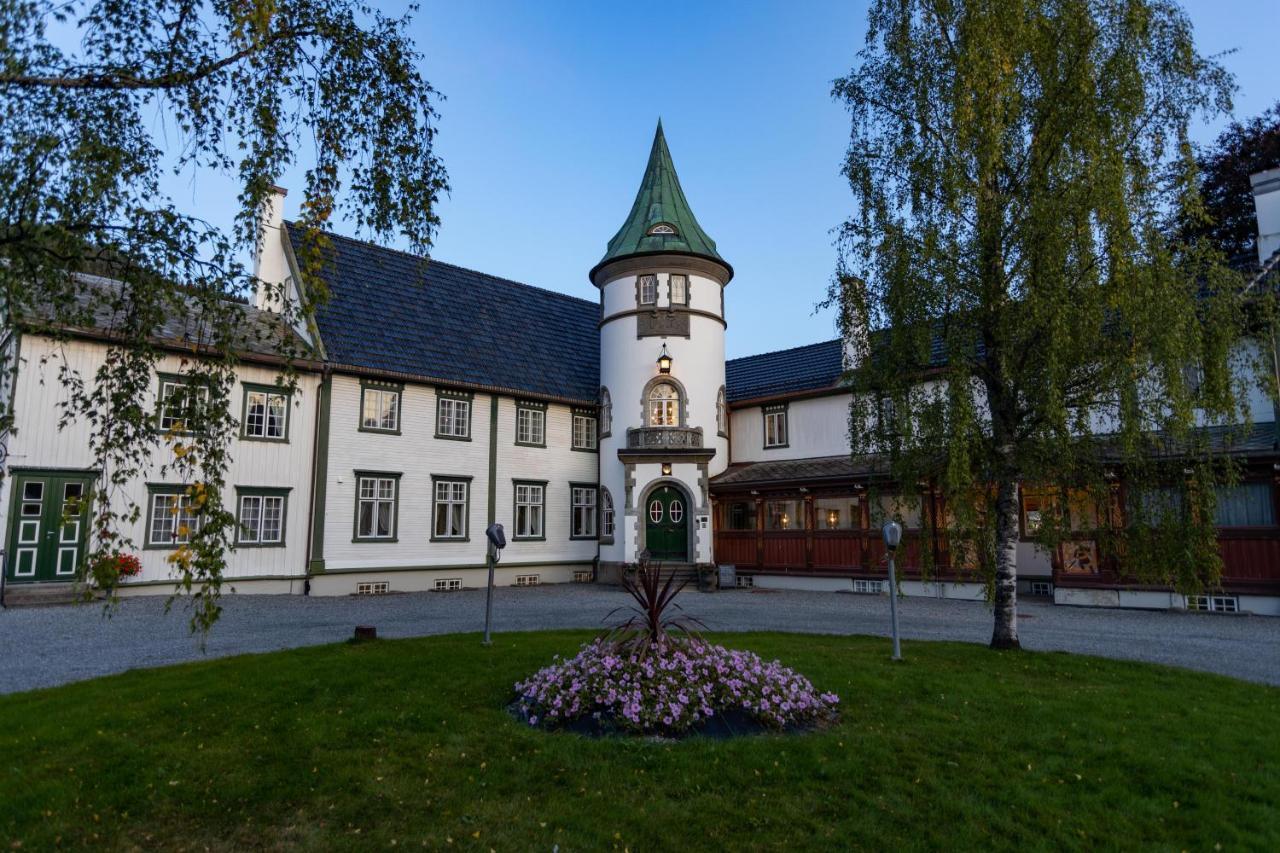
[513,637,840,738]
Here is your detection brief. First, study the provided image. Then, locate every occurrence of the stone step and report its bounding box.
[1,582,94,608]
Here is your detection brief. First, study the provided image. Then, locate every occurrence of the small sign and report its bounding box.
[718,564,736,589]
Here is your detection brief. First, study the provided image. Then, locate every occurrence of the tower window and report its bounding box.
[648,382,681,427]
[638,274,658,306]
[648,223,677,236]
[669,274,689,306]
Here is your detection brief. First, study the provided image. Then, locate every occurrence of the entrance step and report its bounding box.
[637,563,701,586]
[1,582,93,608]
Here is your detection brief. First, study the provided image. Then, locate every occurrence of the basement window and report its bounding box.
[1029,581,1053,597]
[1187,594,1238,613]
[515,574,541,587]
[356,581,389,595]
[434,578,462,592]
[736,575,755,589]
[853,579,884,595]
[573,570,593,583]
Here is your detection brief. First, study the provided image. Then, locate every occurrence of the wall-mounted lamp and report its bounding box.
[661,462,672,476]
[826,509,840,529]
[657,343,673,374]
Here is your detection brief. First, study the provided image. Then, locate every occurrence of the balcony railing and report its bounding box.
[626,425,705,450]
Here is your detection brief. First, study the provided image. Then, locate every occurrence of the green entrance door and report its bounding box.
[5,472,94,584]
[645,486,689,562]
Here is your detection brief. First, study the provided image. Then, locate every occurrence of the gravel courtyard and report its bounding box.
[1,584,1277,693]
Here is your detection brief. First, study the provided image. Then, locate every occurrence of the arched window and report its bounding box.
[716,386,728,437]
[648,223,677,236]
[600,488,615,540]
[648,382,681,427]
[599,386,612,437]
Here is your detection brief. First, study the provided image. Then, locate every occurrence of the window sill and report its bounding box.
[514,440,546,448]
[513,535,546,542]
[430,536,471,543]
[570,534,598,541]
[235,541,287,549]
[435,433,472,442]
[762,443,790,450]
[351,537,400,544]
[358,425,401,436]
[571,445,599,453]
[240,435,290,444]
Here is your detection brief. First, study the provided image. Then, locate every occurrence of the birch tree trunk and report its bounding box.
[991,474,1021,650]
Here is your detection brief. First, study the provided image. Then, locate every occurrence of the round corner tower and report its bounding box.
[593,121,732,577]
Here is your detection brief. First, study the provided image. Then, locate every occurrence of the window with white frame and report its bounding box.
[638,274,658,305]
[437,396,471,439]
[158,378,210,433]
[600,488,615,540]
[599,386,612,436]
[360,385,400,432]
[515,482,545,539]
[572,413,598,450]
[355,474,399,540]
[433,478,469,540]
[648,382,681,427]
[669,274,689,306]
[571,486,597,538]
[716,386,728,436]
[763,405,788,448]
[243,386,289,440]
[516,405,545,446]
[237,491,287,545]
[148,489,200,546]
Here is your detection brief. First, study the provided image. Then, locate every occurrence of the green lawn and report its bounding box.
[1,632,1277,851]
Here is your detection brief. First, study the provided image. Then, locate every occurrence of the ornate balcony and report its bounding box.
[626,425,705,450]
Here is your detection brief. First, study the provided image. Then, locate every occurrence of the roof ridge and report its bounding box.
[728,337,842,365]
[284,222,600,310]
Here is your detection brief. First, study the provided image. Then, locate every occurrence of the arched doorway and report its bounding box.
[645,485,689,562]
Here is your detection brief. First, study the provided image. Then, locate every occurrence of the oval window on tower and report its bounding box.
[649,500,664,523]
[669,500,684,523]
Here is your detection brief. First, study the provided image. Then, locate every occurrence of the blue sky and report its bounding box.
[174,1,1279,359]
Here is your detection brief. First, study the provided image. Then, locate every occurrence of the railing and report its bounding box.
[626,425,705,450]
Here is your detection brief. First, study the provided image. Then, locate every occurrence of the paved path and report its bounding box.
[1,585,1277,694]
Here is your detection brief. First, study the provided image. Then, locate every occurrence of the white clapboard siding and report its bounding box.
[0,334,319,585]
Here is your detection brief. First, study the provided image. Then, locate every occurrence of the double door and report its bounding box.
[5,471,94,583]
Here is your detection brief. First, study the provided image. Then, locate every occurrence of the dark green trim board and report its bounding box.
[308,372,332,573]
[429,474,474,542]
[487,396,498,527]
[352,470,402,543]
[233,486,291,548]
[239,381,292,442]
[358,379,404,435]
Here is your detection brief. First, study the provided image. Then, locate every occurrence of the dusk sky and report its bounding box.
[168,1,1279,359]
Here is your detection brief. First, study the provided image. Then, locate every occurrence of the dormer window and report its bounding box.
[648,223,677,236]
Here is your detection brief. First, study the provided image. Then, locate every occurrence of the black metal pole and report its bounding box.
[482,547,495,646]
[887,551,902,660]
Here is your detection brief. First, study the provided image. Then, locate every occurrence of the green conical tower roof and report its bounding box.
[591,121,730,282]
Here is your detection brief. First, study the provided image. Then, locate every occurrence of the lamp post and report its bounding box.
[882,520,903,661]
[656,343,672,374]
[482,523,506,646]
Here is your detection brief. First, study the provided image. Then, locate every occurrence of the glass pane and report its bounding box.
[765,500,800,530]
[727,502,756,531]
[358,501,374,537]
[874,495,921,528]
[262,496,283,541]
[382,392,398,430]
[815,497,859,530]
[649,500,663,523]
[359,478,376,498]
[23,481,43,501]
[377,502,392,537]
[1215,483,1275,527]
[267,395,286,437]
[246,391,266,435]
[451,505,464,537]
[240,496,261,542]
[378,479,394,499]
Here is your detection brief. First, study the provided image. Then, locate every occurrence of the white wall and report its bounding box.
[0,334,319,586]
[319,375,598,579]
[730,393,851,463]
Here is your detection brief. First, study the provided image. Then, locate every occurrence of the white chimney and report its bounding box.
[1250,167,1280,267]
[253,184,289,312]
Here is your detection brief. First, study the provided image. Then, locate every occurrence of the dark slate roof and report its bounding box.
[591,121,728,280]
[24,273,313,362]
[725,338,845,403]
[299,226,601,403]
[710,454,892,489]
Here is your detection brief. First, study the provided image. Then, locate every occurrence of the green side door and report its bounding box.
[5,472,94,584]
[645,486,689,562]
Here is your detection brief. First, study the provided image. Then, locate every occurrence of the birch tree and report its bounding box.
[832,0,1249,648]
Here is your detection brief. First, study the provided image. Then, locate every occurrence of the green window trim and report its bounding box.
[240,382,293,443]
[570,408,599,452]
[514,399,548,448]
[358,380,404,435]
[143,483,201,550]
[234,486,291,548]
[513,479,549,541]
[155,372,214,437]
[436,388,475,441]
[352,470,402,543]
[762,403,789,450]
[430,474,474,542]
[569,482,599,540]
